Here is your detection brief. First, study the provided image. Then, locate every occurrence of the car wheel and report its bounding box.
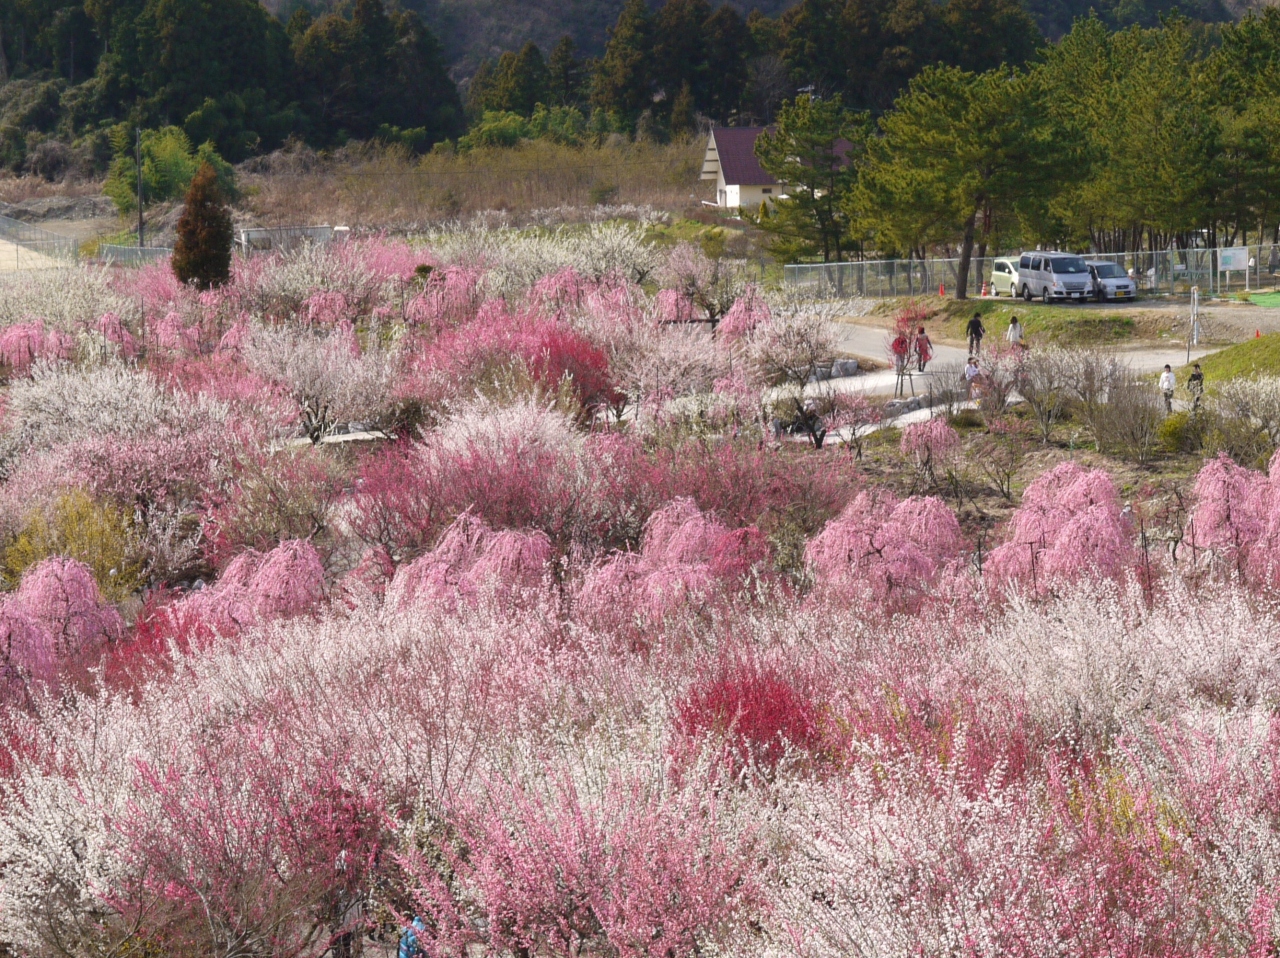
[1042,287,1052,305]
[1022,285,1032,302]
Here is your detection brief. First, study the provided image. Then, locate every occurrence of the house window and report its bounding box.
[761,188,773,194]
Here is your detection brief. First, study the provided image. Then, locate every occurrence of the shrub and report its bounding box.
[13,556,123,659]
[676,664,823,773]
[3,490,142,603]
[161,539,327,638]
[1158,409,1208,454]
[172,163,234,290]
[404,777,757,958]
[386,514,551,611]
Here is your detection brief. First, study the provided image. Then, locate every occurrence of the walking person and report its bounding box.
[891,330,910,375]
[1188,362,1205,411]
[966,311,986,355]
[915,326,933,373]
[964,356,980,398]
[1159,364,1176,413]
[1269,244,1278,277]
[1005,315,1024,349]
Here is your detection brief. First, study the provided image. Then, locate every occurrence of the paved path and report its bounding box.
[827,321,1219,397]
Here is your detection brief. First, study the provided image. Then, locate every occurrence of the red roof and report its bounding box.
[710,127,777,187]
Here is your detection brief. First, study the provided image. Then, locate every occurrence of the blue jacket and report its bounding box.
[398,918,427,958]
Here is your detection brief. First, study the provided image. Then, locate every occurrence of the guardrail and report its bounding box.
[237,225,343,255]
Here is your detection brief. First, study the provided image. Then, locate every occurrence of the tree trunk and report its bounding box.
[954,210,978,300]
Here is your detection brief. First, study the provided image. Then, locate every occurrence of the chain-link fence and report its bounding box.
[785,245,1280,300]
[0,214,79,270]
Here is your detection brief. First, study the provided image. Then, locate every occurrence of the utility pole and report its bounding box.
[135,128,144,248]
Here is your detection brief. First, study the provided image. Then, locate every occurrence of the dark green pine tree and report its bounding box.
[172,162,233,291]
[703,5,753,122]
[654,0,712,115]
[591,0,655,120]
[669,81,696,137]
[491,42,550,115]
[547,35,584,107]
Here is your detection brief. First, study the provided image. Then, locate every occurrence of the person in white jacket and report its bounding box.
[1005,316,1024,348]
[1159,364,1176,413]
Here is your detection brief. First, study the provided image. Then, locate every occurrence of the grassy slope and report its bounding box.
[872,297,1142,346]
[1178,333,1280,379]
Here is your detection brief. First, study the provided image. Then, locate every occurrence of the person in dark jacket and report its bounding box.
[1188,362,1205,411]
[966,312,986,354]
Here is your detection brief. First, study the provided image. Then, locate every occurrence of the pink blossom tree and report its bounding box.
[900,417,960,488]
[13,557,123,659]
[985,461,1134,588]
[806,490,965,609]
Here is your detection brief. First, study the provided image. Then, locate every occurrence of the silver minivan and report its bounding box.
[1017,252,1092,303]
[1085,260,1137,302]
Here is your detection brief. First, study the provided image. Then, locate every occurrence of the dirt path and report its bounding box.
[0,238,63,271]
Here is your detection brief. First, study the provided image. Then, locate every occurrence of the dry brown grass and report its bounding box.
[239,139,712,228]
[0,174,105,205]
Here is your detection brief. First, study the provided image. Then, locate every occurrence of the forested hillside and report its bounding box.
[0,0,1258,187]
[264,0,1236,76]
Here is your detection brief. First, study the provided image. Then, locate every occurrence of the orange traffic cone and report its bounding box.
[980,281,989,296]
[1258,329,1263,338]
[939,282,946,297]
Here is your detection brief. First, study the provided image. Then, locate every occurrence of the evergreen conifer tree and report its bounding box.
[172,163,233,290]
[592,0,655,120]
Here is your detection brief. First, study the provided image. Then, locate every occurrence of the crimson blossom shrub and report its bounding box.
[676,663,824,775]
[108,738,382,958]
[404,303,619,413]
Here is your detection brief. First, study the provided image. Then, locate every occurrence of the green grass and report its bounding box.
[923,298,1137,345]
[1178,333,1280,380]
[1249,291,1280,307]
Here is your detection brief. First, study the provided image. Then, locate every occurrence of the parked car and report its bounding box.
[1085,260,1137,302]
[1016,252,1092,303]
[990,256,1019,296]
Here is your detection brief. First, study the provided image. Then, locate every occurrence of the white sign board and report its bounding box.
[1220,247,1249,271]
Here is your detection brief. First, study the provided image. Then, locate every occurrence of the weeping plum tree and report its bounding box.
[172,163,234,291]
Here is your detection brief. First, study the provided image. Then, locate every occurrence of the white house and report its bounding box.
[701,127,779,210]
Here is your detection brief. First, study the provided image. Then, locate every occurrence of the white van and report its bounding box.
[1085,260,1137,302]
[990,256,1019,296]
[1016,252,1091,303]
